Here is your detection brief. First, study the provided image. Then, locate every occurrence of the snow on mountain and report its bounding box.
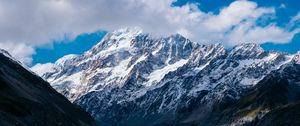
[204,63,300,126]
[228,43,264,59]
[35,28,299,125]
[31,63,55,76]
[293,51,300,64]
[55,54,79,67]
[147,59,188,86]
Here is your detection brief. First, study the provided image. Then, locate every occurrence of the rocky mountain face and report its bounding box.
[37,28,300,125]
[200,63,300,126]
[243,63,300,126]
[0,49,98,126]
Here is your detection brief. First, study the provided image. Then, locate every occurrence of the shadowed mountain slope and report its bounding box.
[0,50,98,126]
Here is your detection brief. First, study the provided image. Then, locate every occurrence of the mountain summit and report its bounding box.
[36,28,300,125]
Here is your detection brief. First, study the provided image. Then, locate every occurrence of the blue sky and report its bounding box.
[30,0,300,65]
[261,32,300,53]
[32,31,106,65]
[0,0,299,66]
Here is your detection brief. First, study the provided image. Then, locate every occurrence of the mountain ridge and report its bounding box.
[33,28,300,125]
[0,50,98,126]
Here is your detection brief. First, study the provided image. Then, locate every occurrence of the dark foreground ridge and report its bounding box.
[0,51,98,126]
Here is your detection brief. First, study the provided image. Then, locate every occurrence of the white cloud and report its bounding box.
[0,0,299,65]
[203,1,273,32]
[228,24,299,45]
[291,12,300,23]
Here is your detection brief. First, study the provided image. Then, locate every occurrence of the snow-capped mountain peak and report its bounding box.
[83,27,144,58]
[111,27,143,37]
[55,54,78,67]
[229,43,264,59]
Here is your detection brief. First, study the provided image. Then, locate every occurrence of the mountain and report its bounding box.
[245,63,300,126]
[36,27,300,125]
[0,49,98,126]
[196,62,300,126]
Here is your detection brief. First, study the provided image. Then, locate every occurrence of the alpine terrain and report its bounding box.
[0,49,98,126]
[36,28,300,126]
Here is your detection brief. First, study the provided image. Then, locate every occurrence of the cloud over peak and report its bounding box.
[0,0,299,64]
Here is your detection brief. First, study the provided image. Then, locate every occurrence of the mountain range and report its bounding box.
[30,27,300,126]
